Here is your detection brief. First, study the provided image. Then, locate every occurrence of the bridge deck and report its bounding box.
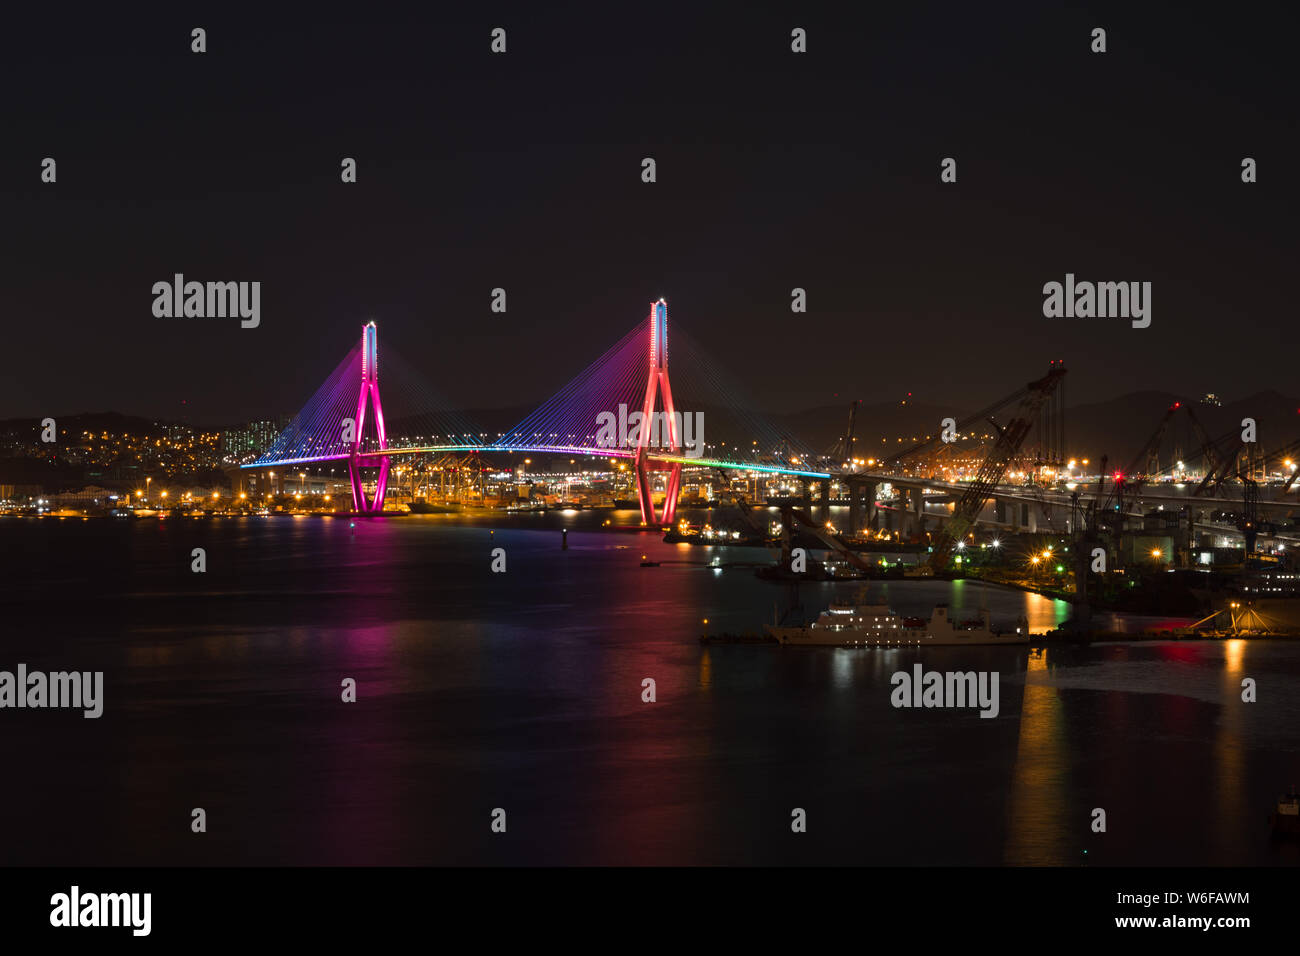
[242,445,832,478]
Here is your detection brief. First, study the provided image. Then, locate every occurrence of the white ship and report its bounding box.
[766,599,1029,647]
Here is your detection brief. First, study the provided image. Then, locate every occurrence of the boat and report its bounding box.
[1270,786,1300,836]
[766,597,1029,647]
[408,499,459,514]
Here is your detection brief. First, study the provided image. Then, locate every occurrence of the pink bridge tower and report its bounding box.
[348,321,391,513]
[634,299,684,526]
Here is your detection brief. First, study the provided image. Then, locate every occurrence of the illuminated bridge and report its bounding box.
[241,300,1298,559]
[242,300,828,521]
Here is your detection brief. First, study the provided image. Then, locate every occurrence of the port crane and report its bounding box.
[777,504,877,574]
[1097,401,1188,526]
[828,400,861,469]
[887,361,1067,477]
[926,365,1068,571]
[1181,402,1220,480]
[1238,468,1259,556]
[1194,429,1251,496]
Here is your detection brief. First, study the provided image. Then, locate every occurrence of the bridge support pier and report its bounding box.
[848,479,873,534]
[819,478,833,526]
[634,299,683,527]
[896,488,913,538]
[347,322,390,514]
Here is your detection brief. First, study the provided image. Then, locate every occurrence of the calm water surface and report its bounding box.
[2,513,1298,866]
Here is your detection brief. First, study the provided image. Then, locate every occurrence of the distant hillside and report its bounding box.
[1065,390,1300,470]
[0,411,165,438]
[774,401,956,457]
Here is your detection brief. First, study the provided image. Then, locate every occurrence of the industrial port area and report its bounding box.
[7,361,1299,639]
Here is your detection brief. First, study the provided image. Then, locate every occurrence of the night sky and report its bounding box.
[2,3,1294,427]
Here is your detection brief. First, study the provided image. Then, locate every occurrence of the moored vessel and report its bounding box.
[766,597,1029,647]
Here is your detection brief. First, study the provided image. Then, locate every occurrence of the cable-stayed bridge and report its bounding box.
[242,300,825,520]
[238,300,1297,566]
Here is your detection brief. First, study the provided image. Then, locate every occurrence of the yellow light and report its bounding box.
[1151,549,1162,558]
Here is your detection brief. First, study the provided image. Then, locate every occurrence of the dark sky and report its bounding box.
[2,2,1294,427]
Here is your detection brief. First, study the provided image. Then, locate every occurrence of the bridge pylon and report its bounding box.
[348,321,391,513]
[634,299,684,526]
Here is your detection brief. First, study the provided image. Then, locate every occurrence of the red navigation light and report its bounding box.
[1113,472,1123,481]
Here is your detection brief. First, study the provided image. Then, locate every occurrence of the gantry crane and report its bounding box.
[927,365,1068,571]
